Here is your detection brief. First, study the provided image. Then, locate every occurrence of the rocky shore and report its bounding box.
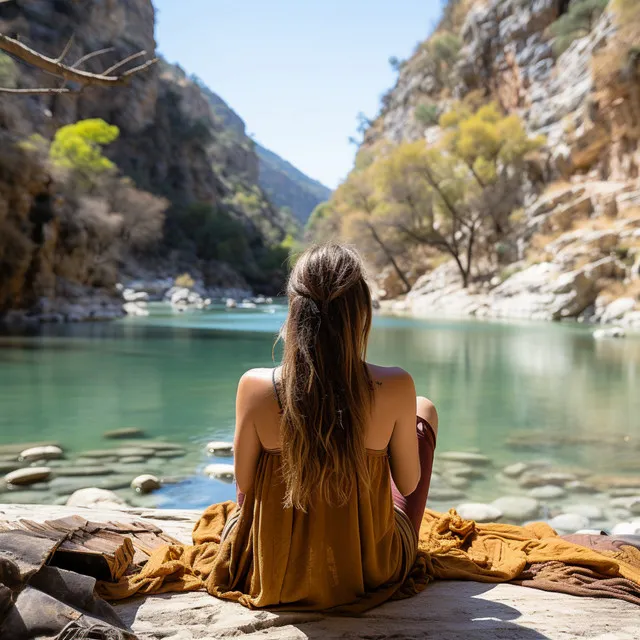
[2,431,639,537]
[1,502,639,639]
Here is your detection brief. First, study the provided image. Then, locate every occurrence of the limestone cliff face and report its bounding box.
[362,0,640,326]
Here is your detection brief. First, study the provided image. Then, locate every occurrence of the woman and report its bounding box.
[209,243,438,612]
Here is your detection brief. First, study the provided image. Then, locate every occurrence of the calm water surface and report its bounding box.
[1,305,638,508]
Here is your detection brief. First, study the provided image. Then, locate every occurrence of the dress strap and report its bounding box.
[272,367,283,411]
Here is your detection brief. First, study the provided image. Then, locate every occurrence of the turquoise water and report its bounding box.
[1,305,639,508]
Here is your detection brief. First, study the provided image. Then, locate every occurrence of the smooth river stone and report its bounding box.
[131,474,161,494]
[204,464,235,483]
[446,475,471,489]
[548,513,590,534]
[564,503,605,520]
[19,445,63,462]
[491,496,540,521]
[442,462,485,480]
[207,441,234,456]
[119,456,147,464]
[103,427,146,439]
[66,487,127,508]
[565,480,600,494]
[124,440,186,452]
[78,450,123,459]
[4,466,52,486]
[519,471,577,489]
[456,503,503,522]
[0,442,60,456]
[528,485,566,500]
[502,462,529,478]
[438,452,492,466]
[612,522,640,535]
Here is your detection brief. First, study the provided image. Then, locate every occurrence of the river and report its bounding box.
[1,304,639,521]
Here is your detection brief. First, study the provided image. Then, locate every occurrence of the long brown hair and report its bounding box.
[278,243,373,510]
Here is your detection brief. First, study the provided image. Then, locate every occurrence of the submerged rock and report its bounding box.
[5,467,52,486]
[103,428,147,439]
[131,474,161,494]
[528,485,566,500]
[593,327,626,340]
[491,496,540,521]
[502,462,529,478]
[55,466,113,477]
[456,503,503,523]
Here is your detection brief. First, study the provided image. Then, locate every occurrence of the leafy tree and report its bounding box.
[50,119,119,181]
[388,56,403,72]
[372,103,544,287]
[550,0,609,55]
[414,103,439,127]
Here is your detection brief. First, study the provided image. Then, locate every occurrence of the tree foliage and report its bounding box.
[311,103,544,288]
[550,0,609,55]
[50,118,119,180]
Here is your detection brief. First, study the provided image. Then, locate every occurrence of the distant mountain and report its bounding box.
[199,84,331,224]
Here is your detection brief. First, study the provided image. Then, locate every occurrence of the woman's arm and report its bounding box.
[233,371,263,495]
[387,370,421,496]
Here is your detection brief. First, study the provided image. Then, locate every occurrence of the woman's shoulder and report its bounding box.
[237,368,277,402]
[366,363,414,388]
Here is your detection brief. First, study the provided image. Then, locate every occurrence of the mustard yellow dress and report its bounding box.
[207,448,417,612]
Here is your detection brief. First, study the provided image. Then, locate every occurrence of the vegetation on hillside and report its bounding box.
[309,103,544,289]
[550,0,609,55]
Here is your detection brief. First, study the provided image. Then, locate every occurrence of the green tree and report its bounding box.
[0,52,17,88]
[550,0,609,55]
[374,103,544,287]
[50,119,119,181]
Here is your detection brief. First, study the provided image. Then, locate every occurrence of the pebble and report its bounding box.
[528,485,566,500]
[66,488,127,509]
[446,475,471,489]
[19,445,63,462]
[565,480,600,494]
[438,452,491,466]
[115,447,155,458]
[442,462,485,480]
[548,513,590,534]
[456,503,503,522]
[491,496,540,521]
[503,462,529,478]
[609,487,640,497]
[0,442,60,456]
[610,496,640,510]
[5,466,52,486]
[131,474,161,494]
[204,464,235,483]
[103,428,146,439]
[207,441,234,457]
[119,456,147,464]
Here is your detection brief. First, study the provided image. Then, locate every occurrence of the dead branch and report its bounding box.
[0,33,157,95]
[72,47,115,70]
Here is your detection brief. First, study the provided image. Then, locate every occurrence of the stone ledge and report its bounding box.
[2,503,639,639]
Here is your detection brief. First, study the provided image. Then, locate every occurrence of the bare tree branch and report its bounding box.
[0,33,157,94]
[103,50,147,76]
[0,86,71,94]
[56,34,75,63]
[71,47,115,69]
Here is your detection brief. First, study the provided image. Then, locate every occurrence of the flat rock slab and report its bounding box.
[2,504,639,640]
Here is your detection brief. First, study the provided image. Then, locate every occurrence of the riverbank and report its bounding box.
[1,502,639,639]
[2,434,639,537]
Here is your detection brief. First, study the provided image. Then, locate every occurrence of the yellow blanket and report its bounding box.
[98,503,640,607]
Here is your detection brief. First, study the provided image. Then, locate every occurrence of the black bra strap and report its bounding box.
[272,367,283,411]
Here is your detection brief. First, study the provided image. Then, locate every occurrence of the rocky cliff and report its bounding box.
[358,0,640,328]
[0,0,325,321]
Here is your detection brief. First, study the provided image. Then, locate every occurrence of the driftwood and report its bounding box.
[0,515,181,581]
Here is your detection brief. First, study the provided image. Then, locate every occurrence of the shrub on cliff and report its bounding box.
[550,0,609,55]
[50,119,119,183]
[414,103,439,127]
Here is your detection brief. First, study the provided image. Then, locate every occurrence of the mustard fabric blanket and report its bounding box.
[97,503,640,611]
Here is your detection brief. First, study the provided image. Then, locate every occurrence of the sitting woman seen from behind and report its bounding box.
[209,243,438,612]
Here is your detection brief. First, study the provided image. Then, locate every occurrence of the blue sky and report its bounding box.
[153,1,441,189]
